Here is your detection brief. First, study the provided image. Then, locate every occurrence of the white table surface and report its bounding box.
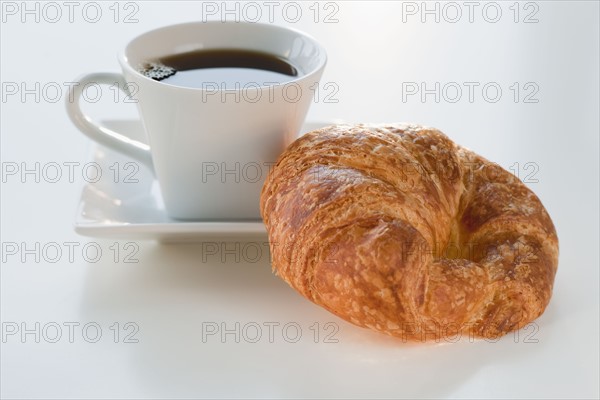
[1,1,598,399]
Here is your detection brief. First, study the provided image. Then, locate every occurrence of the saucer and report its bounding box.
[74,120,336,242]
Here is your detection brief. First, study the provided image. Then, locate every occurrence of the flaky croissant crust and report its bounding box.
[261,124,558,341]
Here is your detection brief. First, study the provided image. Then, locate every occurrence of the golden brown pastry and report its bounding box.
[261,124,558,341]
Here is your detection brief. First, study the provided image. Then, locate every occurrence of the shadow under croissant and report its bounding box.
[78,241,556,398]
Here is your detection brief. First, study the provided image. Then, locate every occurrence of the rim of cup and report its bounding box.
[117,21,328,91]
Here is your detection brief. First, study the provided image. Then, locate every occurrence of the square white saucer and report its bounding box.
[75,120,335,242]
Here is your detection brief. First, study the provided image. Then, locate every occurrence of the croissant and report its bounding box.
[260,124,559,341]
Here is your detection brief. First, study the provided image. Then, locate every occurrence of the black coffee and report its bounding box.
[139,49,299,89]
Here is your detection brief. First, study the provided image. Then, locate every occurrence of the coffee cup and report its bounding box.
[66,21,327,220]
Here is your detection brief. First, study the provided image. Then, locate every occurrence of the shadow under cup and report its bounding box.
[118,22,327,221]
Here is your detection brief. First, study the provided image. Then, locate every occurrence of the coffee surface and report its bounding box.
[139,49,299,89]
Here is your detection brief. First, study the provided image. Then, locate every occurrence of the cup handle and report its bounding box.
[66,72,154,171]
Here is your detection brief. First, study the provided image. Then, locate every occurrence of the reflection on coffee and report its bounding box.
[139,49,299,89]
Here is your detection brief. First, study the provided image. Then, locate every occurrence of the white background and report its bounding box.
[1,1,599,398]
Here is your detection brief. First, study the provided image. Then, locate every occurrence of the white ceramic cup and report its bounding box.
[66,22,326,220]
